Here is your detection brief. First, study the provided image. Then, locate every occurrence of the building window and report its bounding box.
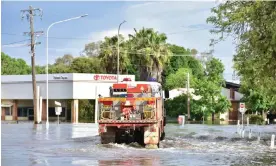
[17,108,28,117]
[4,107,12,116]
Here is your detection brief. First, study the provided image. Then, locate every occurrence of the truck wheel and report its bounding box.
[160,132,165,141]
[101,127,116,144]
[134,130,144,146]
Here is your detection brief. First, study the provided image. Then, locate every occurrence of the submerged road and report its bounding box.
[1,123,276,166]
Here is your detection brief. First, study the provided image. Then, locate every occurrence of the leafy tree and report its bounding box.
[165,57,230,120]
[48,54,74,74]
[48,64,71,74]
[128,28,172,82]
[205,58,224,85]
[79,100,95,123]
[162,45,203,88]
[207,1,276,106]
[239,81,271,114]
[54,54,74,66]
[191,48,198,55]
[194,58,230,120]
[165,68,193,90]
[98,35,129,74]
[1,52,31,75]
[83,41,102,57]
[83,35,129,74]
[165,94,188,118]
[70,56,104,73]
[36,66,46,74]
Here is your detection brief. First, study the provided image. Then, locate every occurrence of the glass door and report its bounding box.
[28,108,34,120]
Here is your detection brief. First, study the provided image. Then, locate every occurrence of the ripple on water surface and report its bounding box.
[1,123,276,166]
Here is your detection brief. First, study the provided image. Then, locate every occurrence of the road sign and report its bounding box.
[239,103,246,113]
[55,106,62,115]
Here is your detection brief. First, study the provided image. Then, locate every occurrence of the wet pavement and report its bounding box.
[1,122,276,166]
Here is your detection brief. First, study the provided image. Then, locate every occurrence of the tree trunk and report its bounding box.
[212,113,215,124]
[150,63,163,83]
[151,66,158,81]
[139,66,149,81]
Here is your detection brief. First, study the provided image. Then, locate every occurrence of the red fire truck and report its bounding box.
[98,79,166,148]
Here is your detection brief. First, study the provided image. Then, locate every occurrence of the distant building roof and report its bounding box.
[225,80,240,89]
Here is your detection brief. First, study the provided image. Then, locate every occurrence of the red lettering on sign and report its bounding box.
[93,75,117,81]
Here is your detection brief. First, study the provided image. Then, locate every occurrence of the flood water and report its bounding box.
[1,122,276,166]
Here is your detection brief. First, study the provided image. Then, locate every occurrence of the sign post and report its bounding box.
[55,101,62,125]
[55,107,62,124]
[239,103,246,128]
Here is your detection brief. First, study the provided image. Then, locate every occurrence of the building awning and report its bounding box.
[1,104,13,107]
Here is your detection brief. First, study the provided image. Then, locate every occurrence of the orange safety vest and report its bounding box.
[122,107,132,115]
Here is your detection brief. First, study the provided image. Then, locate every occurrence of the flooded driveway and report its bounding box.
[1,123,276,166]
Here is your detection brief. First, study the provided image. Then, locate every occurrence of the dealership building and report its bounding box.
[1,73,135,123]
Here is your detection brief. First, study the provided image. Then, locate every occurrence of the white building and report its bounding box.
[1,73,135,123]
[168,88,201,100]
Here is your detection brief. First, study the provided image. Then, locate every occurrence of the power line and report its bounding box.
[2,39,30,46]
[2,43,30,48]
[166,27,211,35]
[1,27,212,41]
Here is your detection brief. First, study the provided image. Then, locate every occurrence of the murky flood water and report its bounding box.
[2,122,276,166]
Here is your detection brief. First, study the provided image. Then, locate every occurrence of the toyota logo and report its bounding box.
[94,75,100,80]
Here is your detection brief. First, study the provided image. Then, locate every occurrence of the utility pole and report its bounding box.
[187,72,190,120]
[21,6,43,124]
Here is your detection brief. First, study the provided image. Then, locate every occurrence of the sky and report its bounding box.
[1,1,236,80]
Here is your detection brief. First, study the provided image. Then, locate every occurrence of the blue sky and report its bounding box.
[1,1,236,80]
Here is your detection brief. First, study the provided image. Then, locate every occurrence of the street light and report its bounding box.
[117,20,126,83]
[46,14,88,128]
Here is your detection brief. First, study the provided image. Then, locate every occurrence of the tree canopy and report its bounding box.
[164,55,231,119]
[1,52,31,75]
[128,28,172,82]
[207,1,276,108]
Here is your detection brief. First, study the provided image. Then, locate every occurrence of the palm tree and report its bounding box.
[128,28,171,82]
[98,35,129,74]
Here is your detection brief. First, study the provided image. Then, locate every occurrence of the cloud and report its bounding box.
[88,29,135,42]
[127,2,162,9]
[46,28,135,61]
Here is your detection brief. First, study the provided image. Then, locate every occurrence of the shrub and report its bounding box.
[249,115,264,125]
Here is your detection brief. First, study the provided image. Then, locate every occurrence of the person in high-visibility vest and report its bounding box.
[122,106,133,120]
[122,100,134,120]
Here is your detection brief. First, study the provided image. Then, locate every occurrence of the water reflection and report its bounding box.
[98,157,161,166]
[71,159,98,165]
[71,123,98,138]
